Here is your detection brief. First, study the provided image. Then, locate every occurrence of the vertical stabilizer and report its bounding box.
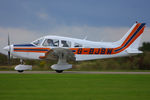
[113,22,146,52]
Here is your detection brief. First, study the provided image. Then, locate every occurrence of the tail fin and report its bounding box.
[114,22,146,52]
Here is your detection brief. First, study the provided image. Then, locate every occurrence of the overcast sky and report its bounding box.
[0,0,150,54]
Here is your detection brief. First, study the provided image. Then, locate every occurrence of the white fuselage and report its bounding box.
[9,35,130,61]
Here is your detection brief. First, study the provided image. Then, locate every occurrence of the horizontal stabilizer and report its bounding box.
[126,49,143,54]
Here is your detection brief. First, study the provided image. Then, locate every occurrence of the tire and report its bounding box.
[18,70,24,73]
[55,70,63,73]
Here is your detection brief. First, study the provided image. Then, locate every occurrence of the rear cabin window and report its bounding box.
[61,40,71,47]
[74,43,82,47]
[43,39,59,47]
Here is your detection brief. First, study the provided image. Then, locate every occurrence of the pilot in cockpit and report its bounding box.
[61,40,69,47]
[47,39,54,46]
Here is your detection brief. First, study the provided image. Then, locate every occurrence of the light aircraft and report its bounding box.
[3,22,146,73]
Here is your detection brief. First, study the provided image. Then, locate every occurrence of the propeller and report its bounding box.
[7,34,11,65]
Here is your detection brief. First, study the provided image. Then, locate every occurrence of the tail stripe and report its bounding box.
[118,23,141,48]
[114,23,145,52]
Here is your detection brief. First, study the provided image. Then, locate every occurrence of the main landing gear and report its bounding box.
[55,70,64,73]
[17,59,24,73]
[51,52,72,73]
[18,70,24,73]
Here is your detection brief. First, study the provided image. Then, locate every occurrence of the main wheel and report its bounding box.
[18,70,24,73]
[55,70,63,73]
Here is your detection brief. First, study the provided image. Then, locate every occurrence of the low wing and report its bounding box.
[39,48,76,61]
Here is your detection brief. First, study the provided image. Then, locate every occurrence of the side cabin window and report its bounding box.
[61,40,71,47]
[43,39,59,47]
[74,43,82,47]
[33,38,44,46]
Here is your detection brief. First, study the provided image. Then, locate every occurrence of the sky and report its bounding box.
[0,0,150,54]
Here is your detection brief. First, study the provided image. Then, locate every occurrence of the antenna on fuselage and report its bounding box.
[83,36,88,40]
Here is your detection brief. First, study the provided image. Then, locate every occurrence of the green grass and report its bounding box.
[0,74,150,100]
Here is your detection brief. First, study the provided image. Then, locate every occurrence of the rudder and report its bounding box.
[113,22,146,53]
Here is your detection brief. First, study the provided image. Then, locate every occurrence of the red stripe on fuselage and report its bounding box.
[14,47,50,53]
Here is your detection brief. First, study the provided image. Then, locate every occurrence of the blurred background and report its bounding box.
[0,0,150,71]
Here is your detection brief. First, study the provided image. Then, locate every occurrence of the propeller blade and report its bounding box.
[8,34,10,46]
[8,34,11,65]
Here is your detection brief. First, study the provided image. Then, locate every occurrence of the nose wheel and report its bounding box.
[17,59,24,73]
[15,59,32,73]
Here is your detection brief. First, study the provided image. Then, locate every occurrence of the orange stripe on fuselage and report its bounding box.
[14,47,50,53]
[14,47,50,49]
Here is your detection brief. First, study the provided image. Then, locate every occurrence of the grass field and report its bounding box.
[0,74,150,100]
